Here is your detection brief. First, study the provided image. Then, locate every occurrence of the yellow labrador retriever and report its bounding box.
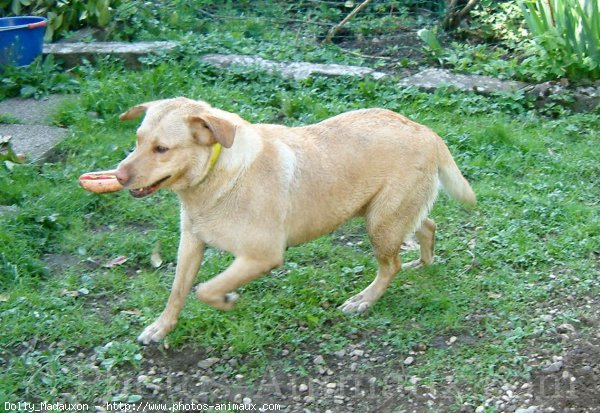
[114,97,476,344]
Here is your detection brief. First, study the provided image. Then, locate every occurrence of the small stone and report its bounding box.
[350,362,358,371]
[313,355,325,365]
[515,407,540,413]
[404,356,415,365]
[304,396,314,404]
[334,349,346,358]
[541,361,563,374]
[145,383,160,392]
[299,383,309,392]
[197,357,220,369]
[137,374,148,383]
[242,397,252,405]
[326,382,337,389]
[557,323,575,334]
[281,349,289,356]
[351,349,365,357]
[540,314,553,322]
[475,406,485,413]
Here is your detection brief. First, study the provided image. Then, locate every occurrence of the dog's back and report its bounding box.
[253,108,473,246]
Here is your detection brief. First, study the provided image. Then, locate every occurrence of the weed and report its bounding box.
[0,56,79,99]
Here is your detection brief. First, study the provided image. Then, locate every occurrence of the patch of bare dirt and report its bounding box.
[335,28,431,75]
[94,293,600,412]
[530,333,600,412]
[124,335,466,413]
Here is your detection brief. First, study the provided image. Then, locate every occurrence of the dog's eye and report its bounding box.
[154,145,169,154]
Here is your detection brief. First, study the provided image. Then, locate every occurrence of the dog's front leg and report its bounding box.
[138,231,205,344]
[196,255,282,310]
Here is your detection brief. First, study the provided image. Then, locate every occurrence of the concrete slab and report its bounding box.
[201,53,387,81]
[0,95,68,125]
[43,41,179,68]
[0,124,68,162]
[398,68,527,94]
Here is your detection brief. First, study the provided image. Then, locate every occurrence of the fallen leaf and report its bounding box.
[446,336,458,346]
[150,241,162,268]
[103,256,128,268]
[487,292,503,299]
[0,293,9,302]
[60,289,80,297]
[121,308,142,316]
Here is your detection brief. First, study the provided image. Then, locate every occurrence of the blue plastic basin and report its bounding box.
[0,16,47,66]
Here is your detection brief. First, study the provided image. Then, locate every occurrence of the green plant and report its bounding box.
[464,1,526,44]
[0,56,79,99]
[518,0,600,80]
[418,27,444,62]
[0,0,117,40]
[94,341,143,371]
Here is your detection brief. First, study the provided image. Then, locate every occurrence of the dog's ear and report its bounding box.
[119,98,176,120]
[119,104,149,121]
[186,114,236,148]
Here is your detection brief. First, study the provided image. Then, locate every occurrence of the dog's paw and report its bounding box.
[339,294,371,314]
[196,284,239,311]
[401,259,424,270]
[137,318,175,345]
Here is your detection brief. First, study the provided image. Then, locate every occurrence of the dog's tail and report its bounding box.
[436,137,476,206]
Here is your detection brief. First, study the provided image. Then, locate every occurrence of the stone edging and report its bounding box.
[41,42,599,112]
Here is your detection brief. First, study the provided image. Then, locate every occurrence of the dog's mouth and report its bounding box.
[129,175,171,198]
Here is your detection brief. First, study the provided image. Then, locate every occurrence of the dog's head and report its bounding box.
[115,97,239,197]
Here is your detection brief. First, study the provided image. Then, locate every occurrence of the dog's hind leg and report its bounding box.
[339,252,402,314]
[339,210,407,314]
[196,254,283,310]
[402,217,436,269]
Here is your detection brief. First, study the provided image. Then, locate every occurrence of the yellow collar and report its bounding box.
[197,143,222,184]
[207,143,222,173]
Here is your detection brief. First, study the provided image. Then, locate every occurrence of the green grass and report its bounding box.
[0,55,598,408]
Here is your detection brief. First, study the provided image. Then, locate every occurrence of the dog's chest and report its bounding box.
[183,207,237,252]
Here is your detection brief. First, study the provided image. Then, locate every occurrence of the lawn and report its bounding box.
[1,2,599,412]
